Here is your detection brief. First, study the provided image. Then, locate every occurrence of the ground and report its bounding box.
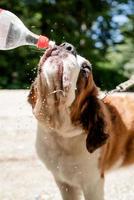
[0,90,134,200]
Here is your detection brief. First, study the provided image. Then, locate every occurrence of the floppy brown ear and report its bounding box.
[86,112,109,153]
[28,80,37,108]
[81,96,109,153]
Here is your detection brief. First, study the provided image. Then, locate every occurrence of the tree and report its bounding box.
[0,0,133,90]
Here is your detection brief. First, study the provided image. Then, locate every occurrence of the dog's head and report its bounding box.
[28,43,109,152]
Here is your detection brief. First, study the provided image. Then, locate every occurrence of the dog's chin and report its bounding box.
[40,49,80,107]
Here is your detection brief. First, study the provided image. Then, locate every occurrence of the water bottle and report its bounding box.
[0,8,55,50]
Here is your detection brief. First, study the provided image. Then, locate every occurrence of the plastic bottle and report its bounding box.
[0,8,55,50]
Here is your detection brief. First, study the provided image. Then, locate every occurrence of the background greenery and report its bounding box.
[0,0,134,90]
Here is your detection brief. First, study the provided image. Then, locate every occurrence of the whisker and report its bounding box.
[48,90,65,97]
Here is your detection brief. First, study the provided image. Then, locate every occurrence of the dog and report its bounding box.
[28,43,134,200]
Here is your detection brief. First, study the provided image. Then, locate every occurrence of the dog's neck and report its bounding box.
[34,92,83,138]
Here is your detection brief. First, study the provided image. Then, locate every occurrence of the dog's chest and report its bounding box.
[36,124,100,185]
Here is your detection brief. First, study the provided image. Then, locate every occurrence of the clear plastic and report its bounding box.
[0,9,54,50]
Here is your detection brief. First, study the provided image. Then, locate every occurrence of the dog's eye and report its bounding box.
[81,62,92,72]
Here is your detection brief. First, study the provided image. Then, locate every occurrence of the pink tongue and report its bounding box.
[51,49,60,56]
[45,47,59,59]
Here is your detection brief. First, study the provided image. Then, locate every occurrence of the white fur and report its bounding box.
[42,53,80,107]
[77,55,91,68]
[36,51,104,200]
[36,122,104,200]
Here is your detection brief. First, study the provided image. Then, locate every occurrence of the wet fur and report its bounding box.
[28,45,134,200]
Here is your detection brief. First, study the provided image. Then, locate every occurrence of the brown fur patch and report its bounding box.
[28,47,134,175]
[71,72,110,153]
[99,94,134,174]
[28,80,37,108]
[71,69,134,173]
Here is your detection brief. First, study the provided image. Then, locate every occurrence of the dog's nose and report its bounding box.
[60,42,76,56]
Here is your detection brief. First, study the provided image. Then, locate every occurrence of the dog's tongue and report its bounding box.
[39,46,58,66]
[45,45,61,58]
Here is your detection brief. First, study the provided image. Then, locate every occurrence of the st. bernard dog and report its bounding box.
[28,43,134,200]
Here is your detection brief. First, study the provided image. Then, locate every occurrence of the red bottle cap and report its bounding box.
[37,35,49,49]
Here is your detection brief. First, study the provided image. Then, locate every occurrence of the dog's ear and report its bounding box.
[28,80,37,108]
[81,96,109,153]
[28,76,47,122]
[86,112,109,153]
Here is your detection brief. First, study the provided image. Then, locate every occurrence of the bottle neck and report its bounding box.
[25,31,49,49]
[25,31,39,46]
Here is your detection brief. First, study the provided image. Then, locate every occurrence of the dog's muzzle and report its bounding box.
[39,43,80,106]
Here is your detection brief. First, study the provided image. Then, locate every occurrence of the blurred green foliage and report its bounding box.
[0,0,134,90]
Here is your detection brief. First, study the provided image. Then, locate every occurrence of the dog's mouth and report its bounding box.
[39,43,80,106]
[39,43,79,104]
[40,43,76,65]
[40,46,62,64]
